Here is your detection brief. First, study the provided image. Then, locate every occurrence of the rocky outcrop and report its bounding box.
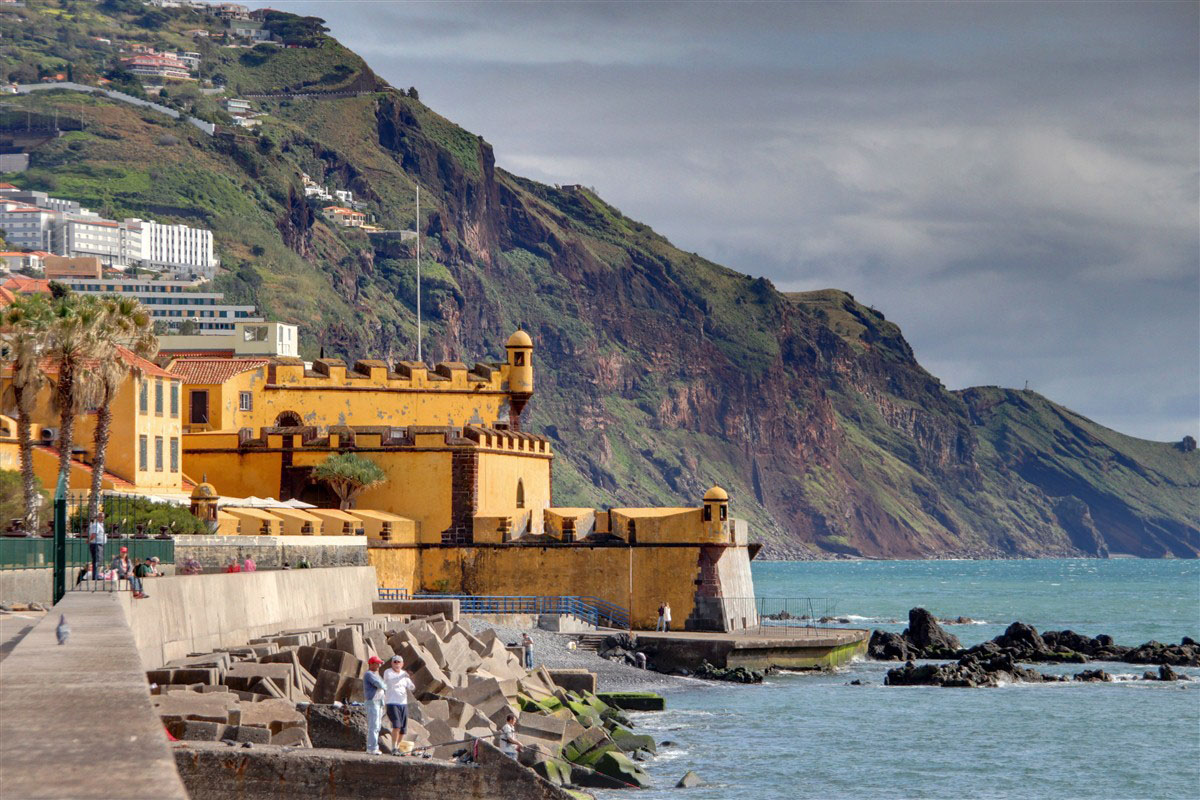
[885,651,1059,688]
[868,608,962,660]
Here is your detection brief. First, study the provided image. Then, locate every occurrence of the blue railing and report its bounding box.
[402,593,631,630]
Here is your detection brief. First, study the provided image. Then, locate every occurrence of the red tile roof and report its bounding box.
[2,276,51,294]
[34,445,136,489]
[25,347,177,381]
[167,358,269,385]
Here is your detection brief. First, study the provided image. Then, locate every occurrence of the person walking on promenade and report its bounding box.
[88,511,106,584]
[383,655,416,754]
[363,655,386,755]
[663,602,672,632]
[499,713,522,759]
[656,603,666,632]
[521,632,534,669]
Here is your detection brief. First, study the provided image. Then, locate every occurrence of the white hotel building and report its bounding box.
[54,277,263,333]
[135,220,218,277]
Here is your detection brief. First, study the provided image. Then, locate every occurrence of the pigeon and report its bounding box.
[56,614,70,645]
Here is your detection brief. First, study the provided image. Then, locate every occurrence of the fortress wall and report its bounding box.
[714,544,761,630]
[125,566,377,668]
[415,545,706,629]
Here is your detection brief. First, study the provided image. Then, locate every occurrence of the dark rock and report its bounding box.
[676,770,703,788]
[1182,637,1197,646]
[1073,669,1113,682]
[1159,664,1181,682]
[1142,671,1157,681]
[849,679,863,686]
[694,661,764,684]
[867,630,912,661]
[1123,640,1200,667]
[904,608,962,656]
[659,741,677,748]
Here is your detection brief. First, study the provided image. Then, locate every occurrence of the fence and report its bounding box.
[410,594,631,630]
[1,492,184,570]
[378,587,410,600]
[733,597,847,635]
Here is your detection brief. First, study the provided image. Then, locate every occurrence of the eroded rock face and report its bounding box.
[867,609,961,661]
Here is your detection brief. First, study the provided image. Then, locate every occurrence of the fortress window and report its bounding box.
[275,411,302,427]
[190,390,209,424]
[720,505,728,521]
[513,352,525,367]
[139,435,147,471]
[516,479,525,509]
[703,504,712,522]
[239,391,253,412]
[139,380,148,414]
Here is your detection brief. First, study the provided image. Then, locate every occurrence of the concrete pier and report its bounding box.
[636,627,869,672]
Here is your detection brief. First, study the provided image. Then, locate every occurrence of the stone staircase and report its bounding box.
[573,633,609,653]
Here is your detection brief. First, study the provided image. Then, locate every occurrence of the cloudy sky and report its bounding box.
[264,1,1198,442]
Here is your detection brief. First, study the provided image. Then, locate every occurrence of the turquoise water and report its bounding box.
[611,560,1200,799]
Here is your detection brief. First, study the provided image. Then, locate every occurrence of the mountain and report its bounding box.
[4,1,1196,558]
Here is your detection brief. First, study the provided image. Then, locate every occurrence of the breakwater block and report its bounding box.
[595,691,665,711]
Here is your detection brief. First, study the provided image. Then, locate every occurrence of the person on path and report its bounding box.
[363,655,386,755]
[111,547,145,598]
[499,713,522,759]
[242,555,257,572]
[521,632,533,669]
[383,655,416,754]
[662,602,672,632]
[88,511,106,584]
[656,603,666,632]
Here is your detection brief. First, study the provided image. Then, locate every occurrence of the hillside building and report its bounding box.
[157,321,299,358]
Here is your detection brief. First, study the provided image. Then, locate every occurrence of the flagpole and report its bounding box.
[416,184,422,363]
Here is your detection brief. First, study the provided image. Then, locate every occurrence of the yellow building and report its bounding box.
[168,331,759,631]
[0,348,185,494]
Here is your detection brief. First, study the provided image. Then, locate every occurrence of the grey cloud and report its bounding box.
[261,0,1198,441]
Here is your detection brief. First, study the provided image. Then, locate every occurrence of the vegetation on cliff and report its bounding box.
[3,1,1195,557]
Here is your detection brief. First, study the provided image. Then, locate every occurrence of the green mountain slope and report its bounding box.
[4,1,1196,558]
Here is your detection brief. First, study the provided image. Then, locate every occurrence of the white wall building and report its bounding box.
[0,203,57,251]
[58,217,143,267]
[158,321,299,357]
[135,219,219,277]
[55,277,262,333]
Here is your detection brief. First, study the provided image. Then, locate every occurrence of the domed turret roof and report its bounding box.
[507,330,533,348]
[703,485,729,502]
[191,482,218,500]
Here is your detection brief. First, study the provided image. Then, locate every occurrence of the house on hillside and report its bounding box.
[322,206,365,228]
[123,54,194,81]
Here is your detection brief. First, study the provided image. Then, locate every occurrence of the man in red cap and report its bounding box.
[364,655,386,754]
[111,547,147,599]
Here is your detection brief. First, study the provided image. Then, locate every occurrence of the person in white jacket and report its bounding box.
[382,656,416,754]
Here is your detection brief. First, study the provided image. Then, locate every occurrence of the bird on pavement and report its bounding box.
[56,614,70,645]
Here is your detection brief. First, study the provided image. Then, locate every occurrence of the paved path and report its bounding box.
[0,609,45,663]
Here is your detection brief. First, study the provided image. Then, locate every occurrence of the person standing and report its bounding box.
[363,656,386,755]
[88,511,106,584]
[499,713,522,759]
[521,632,534,669]
[382,656,416,755]
[655,603,666,632]
[663,602,672,632]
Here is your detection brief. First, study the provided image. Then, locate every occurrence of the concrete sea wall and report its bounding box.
[126,566,377,667]
[175,534,368,572]
[0,592,188,800]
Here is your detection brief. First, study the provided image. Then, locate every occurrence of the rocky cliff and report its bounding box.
[5,2,1196,557]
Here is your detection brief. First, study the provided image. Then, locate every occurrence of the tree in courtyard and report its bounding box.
[311,452,385,510]
[83,296,156,523]
[0,294,54,529]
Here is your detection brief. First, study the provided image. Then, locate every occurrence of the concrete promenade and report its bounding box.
[635,626,870,671]
[0,592,188,800]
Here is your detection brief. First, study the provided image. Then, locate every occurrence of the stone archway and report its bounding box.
[274,411,303,427]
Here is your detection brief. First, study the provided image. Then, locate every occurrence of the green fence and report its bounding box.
[0,537,174,570]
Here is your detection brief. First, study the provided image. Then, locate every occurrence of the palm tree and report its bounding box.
[84,297,156,523]
[45,294,105,491]
[0,294,53,530]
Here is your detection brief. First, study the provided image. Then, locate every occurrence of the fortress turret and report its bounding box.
[505,330,534,428]
[702,485,729,539]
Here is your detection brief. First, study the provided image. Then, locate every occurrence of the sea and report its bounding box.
[604,559,1200,800]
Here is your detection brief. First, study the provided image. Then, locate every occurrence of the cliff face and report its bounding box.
[9,3,1197,558]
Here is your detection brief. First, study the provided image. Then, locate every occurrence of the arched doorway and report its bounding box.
[516,478,525,509]
[275,411,302,427]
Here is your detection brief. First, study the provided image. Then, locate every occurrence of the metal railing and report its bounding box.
[0,537,174,571]
[411,594,631,630]
[737,597,846,635]
[378,587,410,600]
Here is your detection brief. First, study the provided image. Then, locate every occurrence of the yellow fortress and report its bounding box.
[169,331,760,631]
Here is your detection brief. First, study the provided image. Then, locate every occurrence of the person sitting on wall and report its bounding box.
[111,548,146,598]
[145,556,161,577]
[224,559,241,573]
[243,555,257,572]
[133,558,153,598]
[282,561,291,570]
